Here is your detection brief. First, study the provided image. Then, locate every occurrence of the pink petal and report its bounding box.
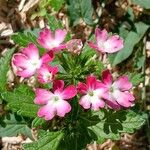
[17,68,36,77]
[56,100,71,117]
[22,43,39,60]
[95,28,108,43]
[38,102,56,120]
[87,41,100,51]
[102,70,112,86]
[55,29,67,44]
[53,80,64,93]
[41,52,54,64]
[38,28,53,49]
[91,98,105,110]
[34,88,54,105]
[62,85,77,99]
[104,35,124,53]
[79,95,91,109]
[50,44,67,52]
[12,53,29,68]
[77,82,88,94]
[115,91,133,107]
[86,75,97,90]
[106,100,121,110]
[113,76,132,91]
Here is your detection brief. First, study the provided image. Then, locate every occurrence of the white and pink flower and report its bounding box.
[37,64,59,84]
[88,28,124,53]
[12,43,54,78]
[101,70,135,109]
[77,76,106,110]
[34,80,77,120]
[38,28,67,52]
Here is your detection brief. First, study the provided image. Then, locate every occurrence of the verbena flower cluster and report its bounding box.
[12,27,135,120]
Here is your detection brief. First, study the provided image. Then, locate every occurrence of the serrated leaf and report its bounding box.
[67,0,95,26]
[49,0,64,11]
[46,15,63,31]
[109,22,149,66]
[23,131,64,150]
[1,85,38,118]
[81,110,147,143]
[128,73,144,86]
[132,0,150,9]
[0,114,33,139]
[11,29,40,47]
[0,48,15,92]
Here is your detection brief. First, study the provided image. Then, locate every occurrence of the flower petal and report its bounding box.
[17,68,36,77]
[87,41,100,51]
[41,52,54,64]
[86,75,97,90]
[55,29,67,44]
[79,95,91,109]
[22,43,39,60]
[53,80,64,93]
[102,70,112,86]
[91,98,105,110]
[95,28,108,43]
[77,82,88,94]
[62,85,77,99]
[38,102,56,120]
[113,76,132,91]
[104,35,124,53]
[34,88,54,105]
[56,100,71,117]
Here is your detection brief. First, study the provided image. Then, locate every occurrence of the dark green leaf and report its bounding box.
[23,131,64,150]
[132,0,150,9]
[0,48,15,92]
[67,0,95,26]
[0,114,33,139]
[109,22,149,66]
[81,110,147,143]
[1,85,38,118]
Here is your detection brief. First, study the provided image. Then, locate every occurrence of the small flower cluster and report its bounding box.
[12,27,134,121]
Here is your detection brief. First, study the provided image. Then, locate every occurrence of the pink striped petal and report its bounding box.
[77,82,88,94]
[102,70,112,86]
[56,100,71,117]
[79,95,91,109]
[87,41,100,51]
[113,76,132,91]
[22,43,39,60]
[38,102,56,120]
[12,53,29,68]
[53,80,64,93]
[34,88,54,105]
[104,35,124,53]
[55,29,67,44]
[86,76,97,89]
[62,85,77,100]
[17,68,36,77]
[95,28,108,43]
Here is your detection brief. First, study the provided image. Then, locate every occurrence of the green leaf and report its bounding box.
[23,131,64,150]
[49,0,64,11]
[81,110,147,143]
[46,15,63,31]
[11,29,40,47]
[32,117,46,128]
[109,22,149,66]
[1,85,38,118]
[128,73,144,86]
[67,0,95,26]
[132,0,150,9]
[0,48,15,92]
[0,114,33,139]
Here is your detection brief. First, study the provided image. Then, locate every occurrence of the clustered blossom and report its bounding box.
[12,27,135,121]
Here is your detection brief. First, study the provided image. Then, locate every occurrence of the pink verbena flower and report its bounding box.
[38,28,67,52]
[12,43,53,78]
[34,80,77,120]
[66,39,83,55]
[88,28,124,53]
[77,76,106,110]
[101,70,135,109]
[37,64,59,84]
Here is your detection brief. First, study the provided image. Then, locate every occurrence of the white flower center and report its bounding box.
[30,59,41,69]
[43,72,52,82]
